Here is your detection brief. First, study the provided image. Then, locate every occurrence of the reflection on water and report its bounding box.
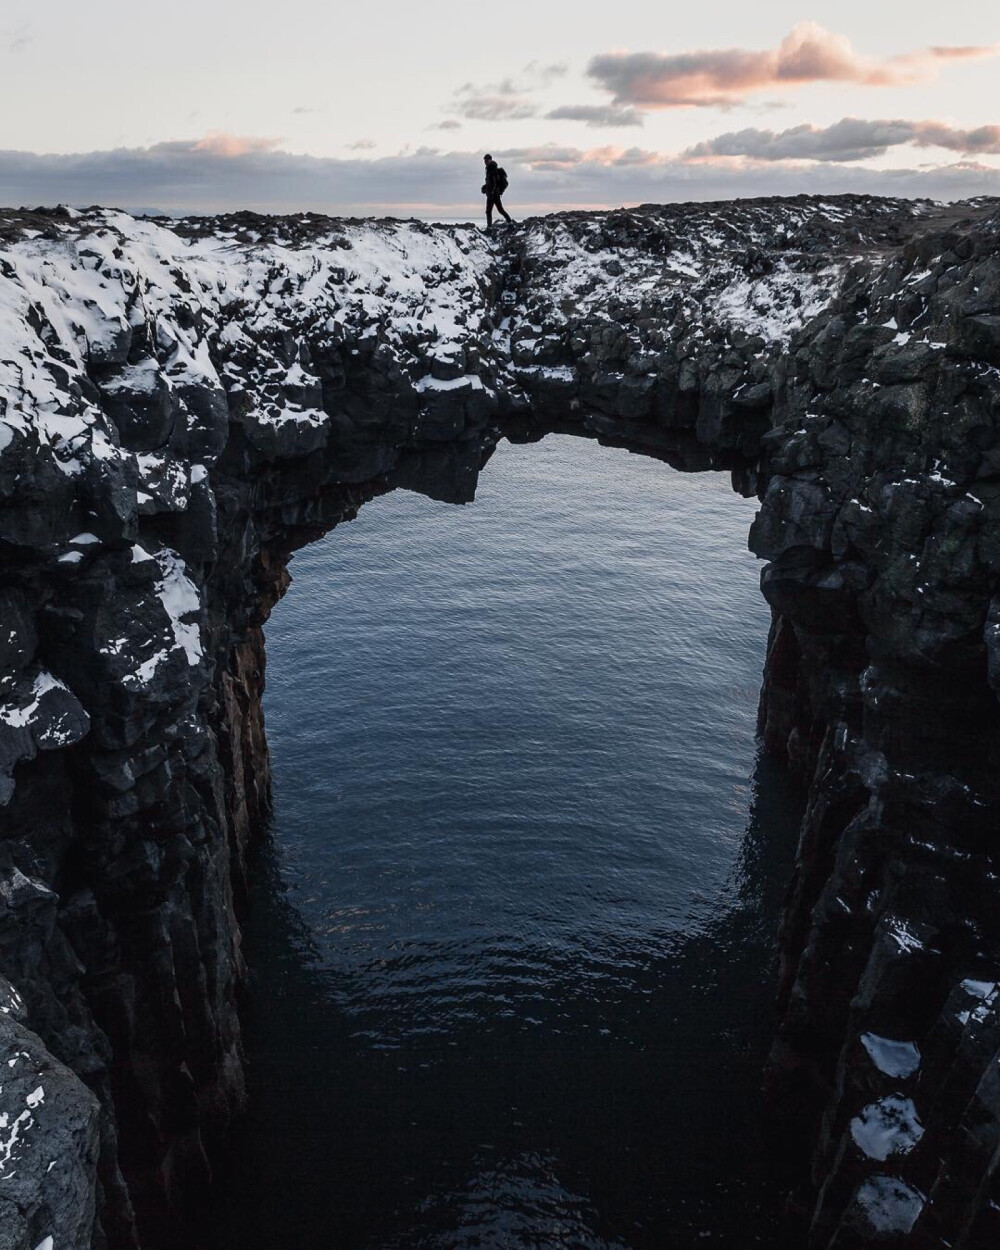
[211,435,803,1249]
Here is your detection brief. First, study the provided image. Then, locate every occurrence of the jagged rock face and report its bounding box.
[749,207,1000,1248]
[0,195,998,1249]
[0,973,101,1250]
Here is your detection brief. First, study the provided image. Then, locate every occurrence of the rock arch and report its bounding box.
[1,196,999,1247]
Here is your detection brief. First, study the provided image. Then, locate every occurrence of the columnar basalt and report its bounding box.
[0,196,998,1248]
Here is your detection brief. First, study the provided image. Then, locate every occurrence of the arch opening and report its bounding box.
[211,432,804,1249]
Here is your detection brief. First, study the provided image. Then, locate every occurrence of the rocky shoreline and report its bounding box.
[1,194,998,1247]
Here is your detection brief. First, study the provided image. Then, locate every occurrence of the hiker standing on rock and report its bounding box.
[482,154,514,230]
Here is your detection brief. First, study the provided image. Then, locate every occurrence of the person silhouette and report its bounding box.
[482,154,514,230]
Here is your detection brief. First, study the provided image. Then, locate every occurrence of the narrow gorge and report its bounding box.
[1,194,999,1249]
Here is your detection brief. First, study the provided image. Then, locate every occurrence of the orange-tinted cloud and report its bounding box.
[495,144,663,170]
[193,133,283,158]
[587,23,996,108]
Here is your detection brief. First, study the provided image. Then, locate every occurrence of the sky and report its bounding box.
[1,0,998,216]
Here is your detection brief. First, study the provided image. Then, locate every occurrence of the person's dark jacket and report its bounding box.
[483,159,502,197]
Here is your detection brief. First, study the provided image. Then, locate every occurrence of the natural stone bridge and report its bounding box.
[1,194,999,1248]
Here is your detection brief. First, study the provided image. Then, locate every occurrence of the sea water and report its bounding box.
[212,433,803,1248]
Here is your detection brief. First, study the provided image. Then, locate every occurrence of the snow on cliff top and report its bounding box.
[0,209,495,476]
[517,196,932,347]
[0,196,942,483]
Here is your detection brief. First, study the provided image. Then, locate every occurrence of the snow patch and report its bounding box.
[153,550,203,668]
[111,548,204,687]
[0,211,493,486]
[860,1034,921,1079]
[0,982,23,1017]
[414,374,484,393]
[516,364,577,381]
[0,671,71,730]
[885,917,925,954]
[854,1176,925,1236]
[960,979,996,1000]
[850,1095,924,1161]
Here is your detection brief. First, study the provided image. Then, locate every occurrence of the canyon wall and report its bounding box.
[0,196,998,1247]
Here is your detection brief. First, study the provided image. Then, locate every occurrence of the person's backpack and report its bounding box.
[495,166,509,194]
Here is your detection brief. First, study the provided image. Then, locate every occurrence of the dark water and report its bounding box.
[212,434,803,1249]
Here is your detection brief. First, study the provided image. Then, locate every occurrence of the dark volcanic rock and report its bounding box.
[1,194,999,1249]
[0,1006,101,1250]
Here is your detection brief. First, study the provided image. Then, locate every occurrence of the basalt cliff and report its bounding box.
[1,194,999,1248]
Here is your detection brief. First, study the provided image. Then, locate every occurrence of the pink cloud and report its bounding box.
[193,133,283,158]
[495,144,663,170]
[587,23,997,108]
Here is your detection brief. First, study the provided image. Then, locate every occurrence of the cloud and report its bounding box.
[450,60,567,122]
[5,23,31,52]
[494,144,662,170]
[684,118,1000,163]
[292,106,321,115]
[193,132,282,158]
[1,136,998,216]
[917,123,1000,154]
[428,120,463,132]
[587,22,996,108]
[520,60,568,87]
[490,144,592,170]
[545,104,644,128]
[347,139,376,150]
[928,45,997,61]
[454,93,538,121]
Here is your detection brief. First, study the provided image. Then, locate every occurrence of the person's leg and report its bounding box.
[486,196,495,228]
[496,195,513,223]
